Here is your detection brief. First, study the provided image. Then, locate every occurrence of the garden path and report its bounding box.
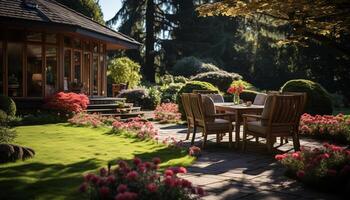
[153,122,342,200]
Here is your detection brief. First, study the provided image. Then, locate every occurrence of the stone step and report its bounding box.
[87,103,134,109]
[86,107,141,113]
[89,97,126,104]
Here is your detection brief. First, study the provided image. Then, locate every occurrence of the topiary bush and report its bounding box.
[172,56,220,77]
[176,81,219,118]
[118,87,160,110]
[0,110,8,125]
[0,126,16,144]
[161,83,185,103]
[191,71,242,91]
[0,143,35,163]
[281,79,333,115]
[0,95,16,117]
[108,57,142,89]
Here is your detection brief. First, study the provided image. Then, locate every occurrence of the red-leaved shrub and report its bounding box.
[276,144,350,190]
[44,92,89,114]
[79,157,205,200]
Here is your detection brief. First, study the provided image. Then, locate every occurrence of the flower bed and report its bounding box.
[154,103,181,124]
[275,144,350,190]
[299,113,350,144]
[44,92,89,114]
[68,113,118,128]
[112,118,158,140]
[79,157,205,200]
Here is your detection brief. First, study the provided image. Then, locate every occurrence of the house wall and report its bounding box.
[0,28,108,99]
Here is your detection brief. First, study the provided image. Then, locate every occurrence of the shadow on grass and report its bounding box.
[0,159,101,200]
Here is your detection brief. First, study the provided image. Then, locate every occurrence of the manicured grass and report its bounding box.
[0,124,194,200]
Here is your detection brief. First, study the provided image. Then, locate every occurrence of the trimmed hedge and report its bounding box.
[176,81,219,118]
[118,88,160,110]
[161,83,185,103]
[191,71,242,91]
[281,79,333,115]
[224,90,260,102]
[0,95,16,117]
[172,56,220,77]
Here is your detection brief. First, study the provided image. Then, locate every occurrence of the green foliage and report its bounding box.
[176,81,219,118]
[191,71,242,91]
[56,0,104,24]
[172,56,220,77]
[118,87,160,110]
[281,79,333,115]
[0,127,16,144]
[0,124,194,199]
[161,83,185,103]
[0,110,7,125]
[108,57,142,89]
[0,95,16,117]
[174,76,188,83]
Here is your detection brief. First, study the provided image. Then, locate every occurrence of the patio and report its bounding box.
[155,122,341,200]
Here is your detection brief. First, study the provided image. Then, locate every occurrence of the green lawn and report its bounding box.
[0,124,194,200]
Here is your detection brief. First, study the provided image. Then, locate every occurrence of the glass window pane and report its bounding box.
[73,38,81,49]
[26,32,42,42]
[74,51,81,83]
[0,42,3,94]
[8,43,23,97]
[83,53,91,94]
[93,54,98,95]
[93,43,98,53]
[64,36,72,47]
[64,49,71,91]
[100,55,104,95]
[46,47,57,96]
[46,33,57,44]
[27,45,43,97]
[100,44,104,53]
[83,41,90,52]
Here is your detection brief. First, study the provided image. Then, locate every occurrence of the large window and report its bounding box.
[92,54,99,95]
[64,49,71,90]
[83,53,91,93]
[100,55,104,95]
[46,47,57,96]
[7,43,23,97]
[0,42,3,94]
[27,45,43,97]
[73,51,81,83]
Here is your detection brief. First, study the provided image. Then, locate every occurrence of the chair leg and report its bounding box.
[266,136,274,153]
[229,129,233,149]
[242,128,247,151]
[191,126,197,145]
[216,134,220,144]
[202,131,208,149]
[255,137,259,142]
[280,137,284,145]
[186,125,191,140]
[292,132,301,151]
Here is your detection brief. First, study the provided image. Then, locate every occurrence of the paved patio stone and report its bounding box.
[153,122,344,200]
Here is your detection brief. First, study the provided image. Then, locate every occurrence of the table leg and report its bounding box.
[235,110,240,148]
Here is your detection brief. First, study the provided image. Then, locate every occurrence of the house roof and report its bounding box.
[0,0,140,49]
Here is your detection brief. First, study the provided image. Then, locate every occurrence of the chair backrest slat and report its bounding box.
[189,94,204,123]
[181,93,193,119]
[269,95,304,124]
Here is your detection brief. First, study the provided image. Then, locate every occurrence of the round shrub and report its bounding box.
[191,71,242,91]
[281,79,333,115]
[0,110,8,125]
[161,83,185,103]
[176,81,219,118]
[173,76,188,84]
[172,56,220,77]
[108,57,141,88]
[0,95,16,117]
[117,88,160,110]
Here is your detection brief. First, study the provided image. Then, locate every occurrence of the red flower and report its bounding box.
[197,187,205,196]
[133,157,142,166]
[107,175,116,184]
[118,161,128,169]
[292,152,301,160]
[117,184,128,193]
[126,171,139,181]
[181,179,192,188]
[178,167,187,174]
[164,176,175,187]
[152,157,161,165]
[84,173,94,182]
[275,154,286,161]
[99,186,110,198]
[146,183,158,193]
[296,170,305,178]
[79,183,88,193]
[100,167,108,176]
[164,169,174,177]
[115,192,137,200]
[320,153,330,159]
[144,162,153,170]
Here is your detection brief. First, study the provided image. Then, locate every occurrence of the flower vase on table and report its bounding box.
[233,93,240,105]
[227,80,246,105]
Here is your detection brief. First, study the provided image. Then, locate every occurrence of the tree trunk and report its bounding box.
[145,0,156,83]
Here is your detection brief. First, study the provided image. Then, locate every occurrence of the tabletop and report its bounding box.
[214,103,264,110]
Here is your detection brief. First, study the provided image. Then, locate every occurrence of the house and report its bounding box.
[0,0,140,104]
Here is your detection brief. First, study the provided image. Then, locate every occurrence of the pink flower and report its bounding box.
[146,183,158,193]
[99,186,110,198]
[320,153,330,159]
[197,187,205,196]
[100,167,108,176]
[164,176,175,187]
[164,169,174,177]
[275,154,286,161]
[84,173,94,182]
[117,184,128,193]
[115,192,137,200]
[79,183,88,193]
[118,161,128,169]
[296,170,305,178]
[133,157,142,166]
[292,152,301,159]
[178,167,187,174]
[126,171,139,181]
[107,175,116,184]
[152,157,161,165]
[181,179,192,188]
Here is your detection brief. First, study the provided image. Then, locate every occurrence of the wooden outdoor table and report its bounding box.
[214,103,264,148]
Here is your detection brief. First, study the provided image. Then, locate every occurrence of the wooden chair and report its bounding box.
[253,93,267,105]
[181,93,195,140]
[189,93,235,148]
[242,93,306,153]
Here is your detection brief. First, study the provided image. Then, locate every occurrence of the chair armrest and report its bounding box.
[242,114,263,119]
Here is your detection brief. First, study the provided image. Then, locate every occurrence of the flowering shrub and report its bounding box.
[154,103,181,124]
[299,113,350,144]
[69,113,118,128]
[44,92,89,114]
[79,157,205,200]
[112,118,158,140]
[276,144,350,190]
[161,136,184,149]
[188,146,201,157]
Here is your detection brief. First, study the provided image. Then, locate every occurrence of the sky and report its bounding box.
[99,0,122,22]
